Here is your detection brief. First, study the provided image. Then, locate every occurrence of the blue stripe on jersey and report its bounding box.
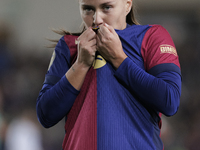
[149,63,181,77]
[97,62,158,149]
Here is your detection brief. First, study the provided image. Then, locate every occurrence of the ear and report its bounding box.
[125,0,132,15]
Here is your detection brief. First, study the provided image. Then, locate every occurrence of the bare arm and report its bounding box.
[66,27,97,90]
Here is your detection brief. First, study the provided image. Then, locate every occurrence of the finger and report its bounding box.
[98,23,115,36]
[103,23,115,34]
[97,27,112,45]
[87,28,97,42]
[91,44,97,57]
[91,45,97,52]
[96,29,103,43]
[98,24,109,37]
[97,24,116,43]
[88,38,97,47]
[96,33,103,47]
[78,27,96,42]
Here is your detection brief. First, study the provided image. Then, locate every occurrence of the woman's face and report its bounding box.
[79,0,132,30]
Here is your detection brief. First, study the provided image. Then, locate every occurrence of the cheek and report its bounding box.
[81,15,94,28]
[107,8,126,24]
[106,13,124,27]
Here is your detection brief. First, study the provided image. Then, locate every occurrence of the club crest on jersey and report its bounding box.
[160,44,177,56]
[92,54,106,69]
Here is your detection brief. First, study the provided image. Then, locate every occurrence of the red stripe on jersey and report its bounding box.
[64,35,78,64]
[62,35,97,150]
[62,68,97,150]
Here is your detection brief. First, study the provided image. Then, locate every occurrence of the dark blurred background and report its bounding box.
[0,0,199,150]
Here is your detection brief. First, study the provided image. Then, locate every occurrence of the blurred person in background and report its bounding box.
[5,109,43,150]
[36,0,182,149]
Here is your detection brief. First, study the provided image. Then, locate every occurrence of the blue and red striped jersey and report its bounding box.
[36,24,181,150]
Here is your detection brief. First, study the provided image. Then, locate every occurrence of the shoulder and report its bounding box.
[120,24,168,35]
[63,34,79,61]
[117,24,152,48]
[127,24,171,40]
[141,25,180,71]
[143,24,173,43]
[55,34,78,55]
[119,24,151,36]
[56,34,79,47]
[148,24,168,31]
[63,34,79,46]
[141,24,175,52]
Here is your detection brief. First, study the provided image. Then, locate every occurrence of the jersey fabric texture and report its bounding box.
[36,24,182,150]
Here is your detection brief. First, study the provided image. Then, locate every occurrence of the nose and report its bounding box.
[93,11,103,26]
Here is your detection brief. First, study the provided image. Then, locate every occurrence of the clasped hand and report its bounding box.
[76,23,127,69]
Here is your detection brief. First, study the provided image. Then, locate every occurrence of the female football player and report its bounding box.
[36,0,181,149]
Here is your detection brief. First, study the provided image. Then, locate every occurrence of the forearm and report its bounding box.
[114,57,181,116]
[37,61,91,128]
[36,75,79,128]
[66,61,90,90]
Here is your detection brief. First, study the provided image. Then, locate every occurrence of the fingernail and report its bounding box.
[104,23,108,27]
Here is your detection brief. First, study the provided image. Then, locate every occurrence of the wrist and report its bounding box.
[112,54,128,69]
[73,61,91,72]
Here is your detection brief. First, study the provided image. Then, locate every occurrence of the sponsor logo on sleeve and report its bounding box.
[160,44,177,56]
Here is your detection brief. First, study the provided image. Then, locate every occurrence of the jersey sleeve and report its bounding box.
[114,25,181,116]
[114,58,181,116]
[141,25,181,76]
[45,36,71,83]
[36,36,79,128]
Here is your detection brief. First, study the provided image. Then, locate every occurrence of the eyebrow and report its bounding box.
[81,4,95,9]
[80,1,115,7]
[101,1,116,6]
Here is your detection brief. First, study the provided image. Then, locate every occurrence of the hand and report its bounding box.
[96,23,127,69]
[76,27,97,68]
